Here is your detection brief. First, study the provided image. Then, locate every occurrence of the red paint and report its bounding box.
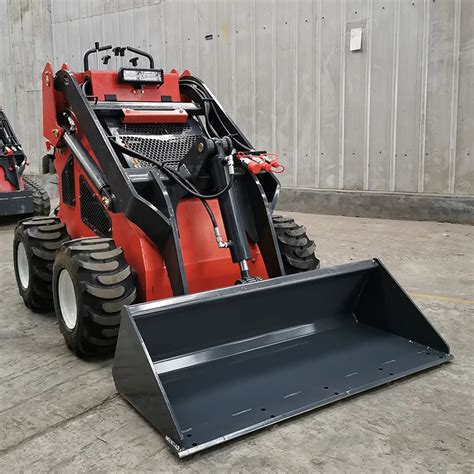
[176,199,268,294]
[43,63,190,148]
[54,144,268,303]
[0,169,17,192]
[0,147,25,192]
[122,108,188,124]
[46,63,268,304]
[42,63,65,147]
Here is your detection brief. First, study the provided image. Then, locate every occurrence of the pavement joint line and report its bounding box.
[0,393,120,457]
[410,292,474,305]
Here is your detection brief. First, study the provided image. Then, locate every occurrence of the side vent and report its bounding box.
[61,156,75,206]
[79,176,111,238]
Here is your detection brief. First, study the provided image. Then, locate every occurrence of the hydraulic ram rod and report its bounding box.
[62,132,111,201]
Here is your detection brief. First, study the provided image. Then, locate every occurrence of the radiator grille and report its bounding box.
[120,134,199,170]
[79,176,111,238]
[61,157,75,206]
[123,123,192,135]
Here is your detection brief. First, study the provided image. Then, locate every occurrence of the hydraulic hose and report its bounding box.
[109,137,234,200]
[109,137,232,246]
[179,78,252,152]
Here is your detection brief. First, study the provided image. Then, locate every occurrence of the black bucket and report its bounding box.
[113,259,452,457]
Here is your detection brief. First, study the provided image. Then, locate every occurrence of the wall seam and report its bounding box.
[418,0,430,193]
[315,0,322,189]
[160,3,167,69]
[293,0,298,186]
[231,0,236,118]
[213,0,218,91]
[252,0,257,145]
[18,1,31,155]
[195,0,200,76]
[146,2,150,68]
[178,0,184,71]
[364,0,373,191]
[448,0,461,194]
[389,0,400,192]
[271,0,276,154]
[338,0,346,190]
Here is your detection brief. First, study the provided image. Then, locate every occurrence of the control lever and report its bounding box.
[83,42,112,70]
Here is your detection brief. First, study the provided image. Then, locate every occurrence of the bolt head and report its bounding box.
[101,196,111,208]
[197,142,205,153]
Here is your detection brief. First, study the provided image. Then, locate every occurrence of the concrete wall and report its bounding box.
[0,0,472,200]
[0,0,53,170]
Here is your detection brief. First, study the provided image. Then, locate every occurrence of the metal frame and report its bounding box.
[54,68,188,295]
[0,107,27,190]
[53,66,284,295]
[0,190,33,216]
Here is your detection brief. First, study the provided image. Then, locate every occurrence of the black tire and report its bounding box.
[41,154,54,174]
[13,217,70,311]
[272,215,320,274]
[52,237,136,358]
[23,175,51,216]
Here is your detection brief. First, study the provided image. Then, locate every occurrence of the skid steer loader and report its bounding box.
[13,44,451,457]
[0,106,50,216]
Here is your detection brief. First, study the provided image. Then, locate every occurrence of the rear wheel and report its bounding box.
[52,237,136,358]
[13,217,70,311]
[41,154,55,174]
[272,215,320,274]
[23,175,51,216]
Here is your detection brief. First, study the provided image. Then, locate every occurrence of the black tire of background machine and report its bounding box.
[23,175,51,216]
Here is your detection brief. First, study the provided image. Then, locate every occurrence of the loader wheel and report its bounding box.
[13,217,70,311]
[41,154,54,174]
[272,215,320,274]
[52,238,136,358]
[23,175,51,216]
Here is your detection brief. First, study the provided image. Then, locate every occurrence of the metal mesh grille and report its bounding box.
[120,134,199,169]
[79,176,111,238]
[123,123,192,135]
[61,157,75,206]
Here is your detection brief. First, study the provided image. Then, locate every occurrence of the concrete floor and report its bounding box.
[0,212,472,472]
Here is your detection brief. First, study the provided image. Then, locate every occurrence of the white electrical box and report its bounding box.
[350,28,363,51]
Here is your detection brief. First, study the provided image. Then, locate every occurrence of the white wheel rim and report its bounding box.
[58,269,78,330]
[17,242,30,290]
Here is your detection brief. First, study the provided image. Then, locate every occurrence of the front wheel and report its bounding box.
[52,237,136,358]
[13,216,70,311]
[272,215,320,274]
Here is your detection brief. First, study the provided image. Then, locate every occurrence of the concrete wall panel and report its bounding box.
[455,0,473,195]
[424,0,457,194]
[0,0,471,199]
[319,0,343,189]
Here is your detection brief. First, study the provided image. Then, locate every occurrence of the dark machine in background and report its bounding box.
[12,44,451,457]
[0,106,50,216]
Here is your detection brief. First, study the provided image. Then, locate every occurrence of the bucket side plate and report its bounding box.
[113,259,452,457]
